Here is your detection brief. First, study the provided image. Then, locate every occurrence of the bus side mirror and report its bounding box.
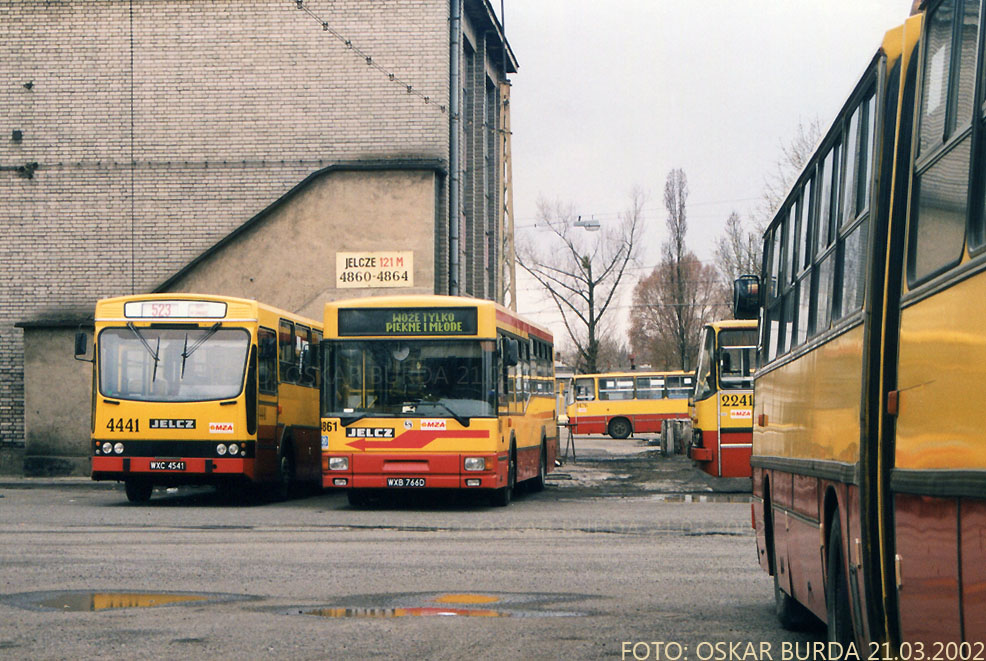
[733,274,760,320]
[505,338,520,367]
[74,332,93,362]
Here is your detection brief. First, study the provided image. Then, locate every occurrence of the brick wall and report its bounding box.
[0,0,455,447]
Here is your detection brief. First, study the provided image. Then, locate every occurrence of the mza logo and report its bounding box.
[345,427,395,438]
[420,419,447,430]
[730,409,752,420]
[209,422,234,434]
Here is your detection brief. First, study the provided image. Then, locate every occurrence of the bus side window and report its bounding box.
[258,328,277,395]
[296,325,312,387]
[309,330,322,389]
[574,377,595,402]
[635,376,663,400]
[279,320,296,383]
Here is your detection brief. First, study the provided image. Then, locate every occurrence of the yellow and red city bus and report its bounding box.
[565,371,693,439]
[745,4,986,646]
[320,295,557,507]
[687,320,756,478]
[81,294,323,502]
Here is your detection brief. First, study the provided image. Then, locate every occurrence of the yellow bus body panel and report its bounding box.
[896,273,986,470]
[754,324,863,464]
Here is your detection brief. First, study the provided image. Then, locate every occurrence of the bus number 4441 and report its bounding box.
[106,418,139,432]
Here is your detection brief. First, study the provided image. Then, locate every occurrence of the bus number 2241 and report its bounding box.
[721,394,752,407]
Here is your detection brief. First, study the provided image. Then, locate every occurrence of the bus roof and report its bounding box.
[94,293,320,328]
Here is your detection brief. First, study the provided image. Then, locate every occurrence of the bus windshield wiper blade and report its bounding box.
[429,400,470,428]
[181,322,221,379]
[339,413,369,427]
[127,322,160,382]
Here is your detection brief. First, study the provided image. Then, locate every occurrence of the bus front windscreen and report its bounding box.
[718,328,756,390]
[98,326,250,402]
[322,340,496,420]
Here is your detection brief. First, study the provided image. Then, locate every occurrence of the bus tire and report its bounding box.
[826,512,853,645]
[491,446,516,507]
[774,566,811,630]
[274,448,294,501]
[529,442,547,493]
[124,478,153,503]
[608,417,632,439]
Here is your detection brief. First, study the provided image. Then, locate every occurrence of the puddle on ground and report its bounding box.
[2,590,256,612]
[294,592,591,619]
[650,493,750,503]
[304,606,509,618]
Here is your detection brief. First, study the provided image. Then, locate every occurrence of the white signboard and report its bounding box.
[336,251,414,289]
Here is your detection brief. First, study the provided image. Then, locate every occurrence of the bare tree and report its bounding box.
[519,188,644,374]
[758,117,823,223]
[629,169,727,370]
[714,210,762,286]
[661,169,698,368]
[715,118,823,288]
[628,257,724,370]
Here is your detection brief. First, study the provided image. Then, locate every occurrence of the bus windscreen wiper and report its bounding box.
[339,412,369,427]
[181,322,221,379]
[404,398,469,427]
[127,322,160,383]
[428,400,470,427]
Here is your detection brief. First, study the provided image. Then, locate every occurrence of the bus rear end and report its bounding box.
[87,296,259,502]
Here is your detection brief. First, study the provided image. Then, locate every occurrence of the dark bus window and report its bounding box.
[910,139,971,282]
[574,377,595,402]
[258,327,277,395]
[279,320,296,383]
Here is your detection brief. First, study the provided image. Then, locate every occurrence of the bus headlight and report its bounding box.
[216,444,227,456]
[328,457,349,471]
[113,442,124,455]
[101,442,112,455]
[464,457,485,471]
[227,443,239,456]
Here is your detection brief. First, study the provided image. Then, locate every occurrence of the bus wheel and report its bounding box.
[774,566,812,630]
[124,479,153,503]
[274,452,294,501]
[491,449,516,507]
[608,417,632,439]
[529,442,547,493]
[826,512,853,644]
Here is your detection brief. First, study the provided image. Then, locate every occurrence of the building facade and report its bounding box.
[1,0,516,474]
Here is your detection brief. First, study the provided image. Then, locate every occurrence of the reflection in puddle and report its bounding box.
[295,592,590,619]
[651,493,750,503]
[432,593,500,605]
[39,592,209,612]
[304,606,508,618]
[3,590,255,612]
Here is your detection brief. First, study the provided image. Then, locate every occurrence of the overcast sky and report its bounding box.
[495,0,916,336]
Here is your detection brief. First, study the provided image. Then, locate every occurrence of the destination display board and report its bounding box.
[337,307,478,337]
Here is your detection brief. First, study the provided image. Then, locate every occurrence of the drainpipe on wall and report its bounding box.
[449,0,462,296]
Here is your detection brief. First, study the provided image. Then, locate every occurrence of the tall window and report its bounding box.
[910,0,980,283]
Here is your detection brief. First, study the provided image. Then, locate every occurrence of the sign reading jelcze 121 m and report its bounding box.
[336,251,414,288]
[338,307,478,337]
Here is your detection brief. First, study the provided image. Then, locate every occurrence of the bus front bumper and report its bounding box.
[92,456,253,479]
[322,452,504,489]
